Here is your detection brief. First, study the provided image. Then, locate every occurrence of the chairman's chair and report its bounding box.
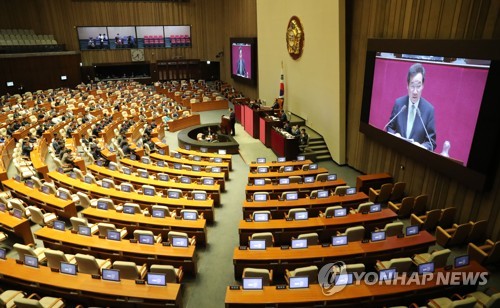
[242,268,273,286]
[285,265,318,284]
[149,264,184,283]
[112,261,147,280]
[74,253,112,275]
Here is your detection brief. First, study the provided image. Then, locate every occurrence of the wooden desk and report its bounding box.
[168,114,201,132]
[271,128,299,161]
[86,164,222,206]
[47,171,216,222]
[232,231,435,279]
[151,152,231,173]
[356,173,393,194]
[0,210,34,244]
[30,139,50,181]
[225,262,487,308]
[35,227,197,275]
[238,209,397,245]
[248,167,329,179]
[190,99,228,112]
[249,159,313,169]
[0,258,182,307]
[82,207,208,245]
[245,179,347,194]
[242,192,369,219]
[177,148,232,169]
[2,178,78,219]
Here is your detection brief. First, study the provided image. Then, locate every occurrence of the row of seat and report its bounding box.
[369,181,406,204]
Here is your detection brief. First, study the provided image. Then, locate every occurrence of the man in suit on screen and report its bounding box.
[236,47,247,77]
[386,63,436,151]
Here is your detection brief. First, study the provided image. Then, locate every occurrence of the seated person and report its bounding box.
[280,110,287,122]
[291,125,300,136]
[272,99,280,109]
[21,140,33,157]
[61,148,77,168]
[283,121,292,134]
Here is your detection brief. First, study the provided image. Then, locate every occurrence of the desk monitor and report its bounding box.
[139,171,149,178]
[203,178,214,185]
[14,175,21,182]
[304,176,314,183]
[185,145,191,150]
[454,255,470,269]
[257,167,268,173]
[101,181,111,189]
[12,208,23,219]
[168,190,181,199]
[193,155,202,161]
[214,157,223,163]
[123,167,131,175]
[291,238,308,249]
[58,191,69,200]
[173,163,182,170]
[174,153,182,159]
[172,237,188,247]
[334,273,354,286]
[406,225,420,236]
[53,220,66,231]
[158,174,169,181]
[294,211,308,220]
[289,276,309,289]
[96,201,108,210]
[130,154,137,160]
[78,225,91,236]
[418,262,435,274]
[379,268,396,281]
[24,255,38,268]
[107,230,121,241]
[345,187,357,195]
[183,211,197,220]
[284,166,294,172]
[60,262,77,275]
[317,190,329,198]
[369,203,381,213]
[254,178,265,186]
[253,212,269,222]
[57,167,64,173]
[121,184,131,193]
[371,230,386,242]
[144,188,155,196]
[285,192,298,201]
[334,208,347,217]
[332,235,348,246]
[192,165,201,172]
[138,234,155,245]
[84,176,93,184]
[193,192,206,200]
[327,174,337,181]
[180,176,191,184]
[69,172,77,179]
[200,147,208,153]
[102,268,120,282]
[297,155,305,161]
[122,205,135,214]
[253,193,267,202]
[279,178,290,185]
[242,277,263,290]
[0,248,6,260]
[96,160,104,167]
[157,161,165,167]
[25,180,34,188]
[41,185,51,194]
[211,167,221,173]
[158,149,165,155]
[218,149,226,155]
[249,239,266,250]
[147,272,167,286]
[152,209,165,218]
[277,157,286,163]
[257,157,266,163]
[0,203,6,212]
[108,164,116,171]
[141,157,150,164]
[309,163,318,170]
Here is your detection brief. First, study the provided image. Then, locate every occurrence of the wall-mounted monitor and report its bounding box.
[360,39,500,191]
[230,37,257,86]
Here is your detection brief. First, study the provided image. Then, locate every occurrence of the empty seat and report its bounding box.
[377,221,404,237]
[412,194,428,215]
[436,222,473,248]
[249,232,274,248]
[467,288,500,308]
[285,208,308,219]
[112,261,147,280]
[467,239,500,265]
[56,187,79,203]
[413,248,451,268]
[285,265,318,284]
[427,295,477,308]
[95,198,122,211]
[375,257,413,273]
[13,243,47,262]
[149,264,184,283]
[70,217,98,234]
[151,205,177,217]
[26,206,57,227]
[351,201,374,214]
[467,219,488,244]
[438,207,457,229]
[123,202,144,214]
[97,223,128,239]
[242,268,273,286]
[337,226,365,242]
[289,176,302,183]
[44,249,76,270]
[0,290,26,308]
[389,181,406,202]
[120,183,137,193]
[315,173,328,182]
[410,208,441,231]
[133,230,162,243]
[76,192,98,208]
[14,293,65,308]
[74,253,112,275]
[296,233,319,246]
[319,205,342,217]
[168,231,196,246]
[388,196,415,218]
[369,183,393,203]
[334,185,350,195]
[102,178,116,189]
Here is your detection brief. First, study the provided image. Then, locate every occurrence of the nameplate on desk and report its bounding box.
[245,218,252,222]
[246,198,253,202]
[325,215,333,218]
[15,259,24,264]
[98,235,106,239]
[144,213,151,217]
[229,285,241,290]
[397,234,405,238]
[71,229,78,234]
[281,245,289,250]
[238,246,247,250]
[162,242,170,246]
[310,196,317,200]
[276,285,287,290]
[175,216,182,220]
[91,274,101,279]
[361,239,369,243]
[272,182,278,185]
[361,210,369,215]
[50,267,59,272]
[135,279,145,284]
[248,183,253,186]
[444,265,453,270]
[129,239,138,243]
[286,217,293,221]
[322,243,331,248]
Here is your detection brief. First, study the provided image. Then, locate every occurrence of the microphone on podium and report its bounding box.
[416,108,434,151]
[383,105,407,131]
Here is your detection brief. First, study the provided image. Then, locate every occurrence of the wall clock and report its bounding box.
[286,16,304,60]
[131,49,145,62]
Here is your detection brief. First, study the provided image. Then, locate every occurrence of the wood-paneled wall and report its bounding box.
[347,0,500,240]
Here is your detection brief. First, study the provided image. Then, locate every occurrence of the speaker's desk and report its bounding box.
[233,231,435,278]
[238,208,397,245]
[0,258,182,307]
[35,227,197,275]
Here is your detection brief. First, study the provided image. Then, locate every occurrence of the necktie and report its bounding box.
[406,104,416,139]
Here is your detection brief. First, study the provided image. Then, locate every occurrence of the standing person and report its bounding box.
[229,108,236,136]
[386,63,436,151]
[236,47,246,77]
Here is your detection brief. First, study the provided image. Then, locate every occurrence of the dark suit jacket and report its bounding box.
[386,95,436,151]
[236,59,246,76]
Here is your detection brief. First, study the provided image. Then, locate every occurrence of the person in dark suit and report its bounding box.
[229,108,236,136]
[236,47,246,77]
[386,63,436,151]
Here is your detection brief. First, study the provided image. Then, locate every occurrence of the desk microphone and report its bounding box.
[416,108,434,151]
[383,105,407,131]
